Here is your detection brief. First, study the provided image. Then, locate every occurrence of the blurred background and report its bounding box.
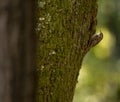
[73,0,120,102]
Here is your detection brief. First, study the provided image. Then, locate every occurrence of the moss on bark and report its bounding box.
[37,0,98,102]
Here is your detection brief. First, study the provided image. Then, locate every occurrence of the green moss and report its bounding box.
[36,0,98,102]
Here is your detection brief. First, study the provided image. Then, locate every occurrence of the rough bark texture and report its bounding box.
[0,0,36,102]
[37,0,98,102]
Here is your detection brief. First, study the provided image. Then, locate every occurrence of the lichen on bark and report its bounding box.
[37,0,98,102]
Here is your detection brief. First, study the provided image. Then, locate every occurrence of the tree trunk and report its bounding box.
[37,0,101,102]
[0,0,36,102]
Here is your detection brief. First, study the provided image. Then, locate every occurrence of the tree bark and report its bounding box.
[0,0,36,102]
[37,0,99,102]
